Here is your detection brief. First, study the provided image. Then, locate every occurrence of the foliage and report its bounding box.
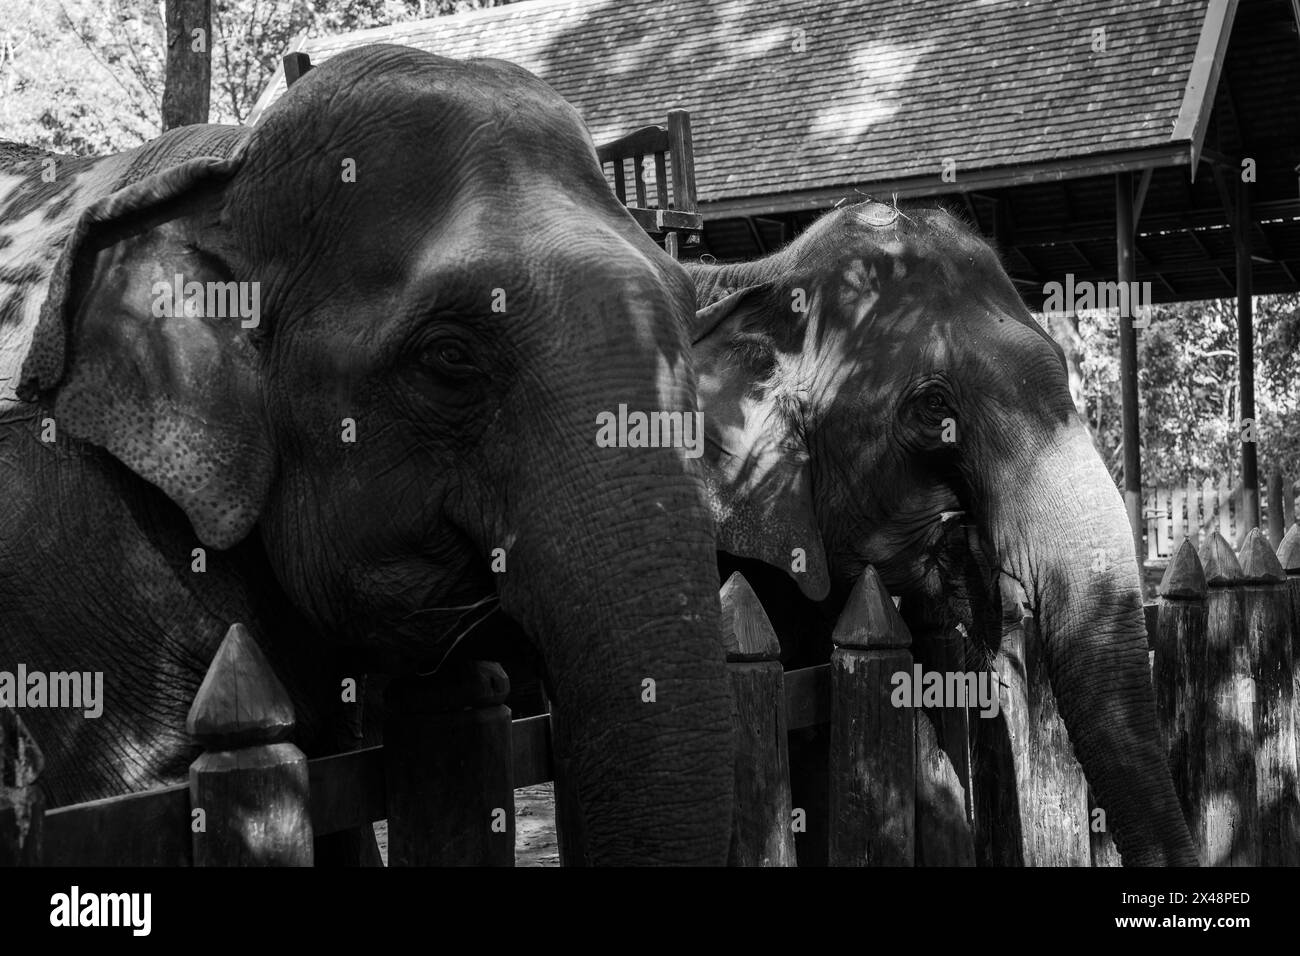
[1052,294,1300,490]
[0,0,513,154]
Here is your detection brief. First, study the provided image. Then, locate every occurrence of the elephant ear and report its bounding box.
[17,148,275,550]
[693,285,830,601]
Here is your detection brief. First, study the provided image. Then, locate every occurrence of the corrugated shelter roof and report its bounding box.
[251,0,1221,210]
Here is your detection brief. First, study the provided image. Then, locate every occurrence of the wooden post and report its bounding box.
[1237,178,1260,532]
[1238,529,1299,865]
[188,623,314,866]
[974,575,1030,866]
[991,570,1090,865]
[828,566,914,866]
[283,52,313,87]
[1278,524,1300,658]
[1025,599,1092,867]
[720,573,795,866]
[0,708,44,865]
[1193,533,1256,865]
[1155,539,1207,832]
[666,109,697,213]
[384,660,514,866]
[914,631,975,866]
[1115,171,1143,562]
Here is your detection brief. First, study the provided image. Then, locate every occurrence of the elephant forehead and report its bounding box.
[851,201,900,228]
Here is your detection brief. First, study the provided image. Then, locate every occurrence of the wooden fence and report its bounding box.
[1145,469,1297,560]
[4,529,1298,865]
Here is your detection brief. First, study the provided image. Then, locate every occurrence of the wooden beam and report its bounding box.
[1171,0,1239,176]
[1116,172,1144,561]
[977,198,1300,248]
[1135,238,1179,297]
[698,143,1189,219]
[1133,168,1154,224]
[1188,230,1236,292]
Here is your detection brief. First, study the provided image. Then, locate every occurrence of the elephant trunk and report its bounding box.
[991,425,1197,865]
[490,275,734,866]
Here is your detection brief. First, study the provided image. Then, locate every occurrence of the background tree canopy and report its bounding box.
[0,0,513,153]
[1044,297,1300,492]
[2,0,1297,493]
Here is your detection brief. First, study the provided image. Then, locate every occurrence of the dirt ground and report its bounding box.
[373,783,559,866]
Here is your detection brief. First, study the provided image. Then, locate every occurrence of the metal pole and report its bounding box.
[1116,172,1143,563]
[1237,178,1259,533]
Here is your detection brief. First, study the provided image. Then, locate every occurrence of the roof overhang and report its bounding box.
[1171,0,1239,178]
[700,142,1192,220]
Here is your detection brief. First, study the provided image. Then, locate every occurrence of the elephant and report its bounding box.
[685,200,1197,866]
[0,44,735,866]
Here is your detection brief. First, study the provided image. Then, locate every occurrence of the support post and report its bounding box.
[1116,172,1143,562]
[1237,178,1259,531]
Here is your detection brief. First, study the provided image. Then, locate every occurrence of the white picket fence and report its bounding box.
[1143,471,1297,561]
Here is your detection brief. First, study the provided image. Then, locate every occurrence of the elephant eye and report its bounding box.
[419,341,479,378]
[925,393,946,410]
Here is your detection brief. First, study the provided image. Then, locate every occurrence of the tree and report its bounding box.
[161,0,212,129]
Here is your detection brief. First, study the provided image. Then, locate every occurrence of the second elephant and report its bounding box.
[687,201,1196,866]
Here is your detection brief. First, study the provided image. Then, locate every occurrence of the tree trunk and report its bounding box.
[162,0,211,130]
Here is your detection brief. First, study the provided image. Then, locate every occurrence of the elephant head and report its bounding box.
[15,45,733,865]
[688,201,1196,865]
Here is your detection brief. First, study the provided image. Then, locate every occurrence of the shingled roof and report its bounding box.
[251,0,1224,212]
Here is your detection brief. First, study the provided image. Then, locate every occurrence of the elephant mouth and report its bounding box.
[353,588,503,675]
[899,511,1004,671]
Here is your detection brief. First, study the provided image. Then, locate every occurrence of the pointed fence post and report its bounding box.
[1193,533,1256,866]
[720,573,795,866]
[188,623,314,866]
[1277,524,1300,664]
[829,566,914,866]
[913,628,975,867]
[974,576,1031,866]
[0,708,44,865]
[1238,529,1300,865]
[1155,539,1207,843]
[384,660,514,866]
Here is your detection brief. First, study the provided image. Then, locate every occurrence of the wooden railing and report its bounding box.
[594,108,702,259]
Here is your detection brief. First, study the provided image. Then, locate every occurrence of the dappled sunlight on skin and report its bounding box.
[694,200,1196,863]
[690,200,1082,606]
[0,160,106,409]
